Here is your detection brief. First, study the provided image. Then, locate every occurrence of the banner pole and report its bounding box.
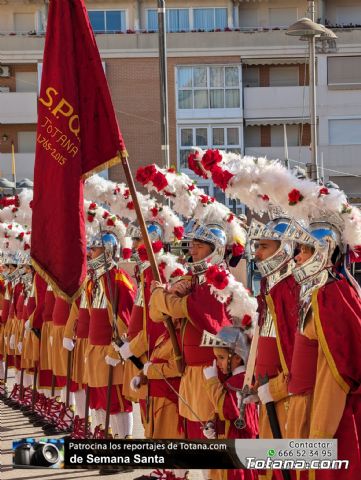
[120,154,183,374]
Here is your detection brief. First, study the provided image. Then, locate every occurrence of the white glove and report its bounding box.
[143,361,152,376]
[17,342,22,354]
[105,355,120,367]
[49,335,53,346]
[63,337,75,351]
[202,421,216,439]
[203,359,218,380]
[117,341,133,360]
[9,334,15,350]
[130,375,141,391]
[237,390,259,406]
[25,319,31,331]
[258,383,273,404]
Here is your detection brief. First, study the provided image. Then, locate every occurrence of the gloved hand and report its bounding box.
[9,334,15,350]
[143,361,152,376]
[105,355,120,367]
[17,342,22,354]
[202,421,216,439]
[150,280,166,293]
[25,319,31,331]
[258,383,273,404]
[63,337,75,351]
[203,359,218,380]
[116,341,132,360]
[237,390,259,406]
[130,375,141,391]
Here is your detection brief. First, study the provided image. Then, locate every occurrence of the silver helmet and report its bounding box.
[126,222,141,240]
[200,326,249,367]
[126,221,163,243]
[88,231,119,272]
[187,223,226,274]
[146,221,164,242]
[247,218,294,278]
[286,217,343,283]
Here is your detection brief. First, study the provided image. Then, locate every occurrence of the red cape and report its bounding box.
[312,276,361,392]
[266,275,300,375]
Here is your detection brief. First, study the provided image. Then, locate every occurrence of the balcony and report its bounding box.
[0,24,361,59]
[0,153,35,180]
[244,145,361,178]
[244,146,310,165]
[244,86,309,120]
[0,92,37,124]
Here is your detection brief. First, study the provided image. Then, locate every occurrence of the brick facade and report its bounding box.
[106,55,240,183]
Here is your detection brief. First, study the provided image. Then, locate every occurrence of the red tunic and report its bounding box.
[215,371,259,480]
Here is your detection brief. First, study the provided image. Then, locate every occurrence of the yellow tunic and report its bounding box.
[144,333,184,439]
[63,301,88,385]
[286,313,346,439]
[149,288,216,422]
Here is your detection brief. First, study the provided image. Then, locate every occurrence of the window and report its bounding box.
[244,126,261,147]
[147,8,190,32]
[88,10,126,33]
[193,8,227,31]
[178,125,241,169]
[335,6,361,25]
[15,71,37,93]
[243,66,259,87]
[269,66,299,87]
[271,125,299,147]
[177,66,241,110]
[328,57,361,89]
[147,7,227,32]
[14,13,35,33]
[329,118,361,145]
[268,8,298,28]
[239,9,259,29]
[18,131,36,153]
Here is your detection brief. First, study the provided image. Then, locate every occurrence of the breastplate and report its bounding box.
[91,278,108,309]
[4,284,11,301]
[79,290,88,309]
[260,308,276,338]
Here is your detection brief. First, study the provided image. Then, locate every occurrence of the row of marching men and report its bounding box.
[0,175,259,480]
[1,157,361,480]
[2,208,361,480]
[0,216,258,480]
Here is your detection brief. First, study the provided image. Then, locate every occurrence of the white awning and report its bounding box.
[241,57,308,66]
[245,117,310,126]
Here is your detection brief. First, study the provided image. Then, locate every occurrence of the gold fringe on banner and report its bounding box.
[81,149,128,180]
[31,258,86,305]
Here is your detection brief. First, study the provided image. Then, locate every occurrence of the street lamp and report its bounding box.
[286,16,336,182]
[158,0,170,170]
[286,18,323,181]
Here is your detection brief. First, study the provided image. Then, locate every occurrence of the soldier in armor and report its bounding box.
[282,218,361,480]
[117,222,167,428]
[3,257,25,404]
[85,231,136,439]
[0,261,14,397]
[62,276,91,438]
[149,222,232,446]
[200,326,258,480]
[246,216,299,480]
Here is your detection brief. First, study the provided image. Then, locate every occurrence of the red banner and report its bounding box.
[31,0,126,302]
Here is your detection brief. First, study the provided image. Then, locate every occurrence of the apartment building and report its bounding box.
[0,0,360,204]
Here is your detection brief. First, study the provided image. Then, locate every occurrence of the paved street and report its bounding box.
[1,373,203,480]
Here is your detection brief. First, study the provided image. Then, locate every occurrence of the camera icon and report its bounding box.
[14,439,62,468]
